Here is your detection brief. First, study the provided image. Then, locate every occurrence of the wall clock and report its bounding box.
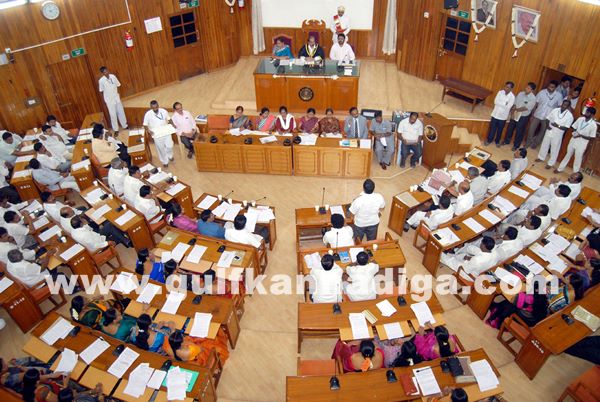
[41,1,61,21]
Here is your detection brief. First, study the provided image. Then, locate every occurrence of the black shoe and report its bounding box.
[403,223,410,232]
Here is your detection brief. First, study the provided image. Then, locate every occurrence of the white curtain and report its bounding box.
[382,0,397,55]
[252,0,266,54]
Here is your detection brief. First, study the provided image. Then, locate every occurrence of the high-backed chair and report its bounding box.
[413,221,431,252]
[90,153,110,182]
[271,34,293,54]
[34,181,69,201]
[301,19,327,48]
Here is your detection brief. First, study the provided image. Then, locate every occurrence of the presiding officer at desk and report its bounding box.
[298,35,325,61]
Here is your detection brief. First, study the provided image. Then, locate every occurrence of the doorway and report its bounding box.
[540,67,585,110]
[169,10,205,80]
[435,15,471,81]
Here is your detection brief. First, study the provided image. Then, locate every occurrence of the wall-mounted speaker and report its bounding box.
[444,0,459,9]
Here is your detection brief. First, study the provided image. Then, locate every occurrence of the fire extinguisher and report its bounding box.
[124,31,134,51]
[582,93,596,115]
[238,0,244,8]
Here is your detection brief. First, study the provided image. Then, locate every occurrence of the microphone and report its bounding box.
[223,190,234,199]
[425,102,443,118]
[254,196,267,204]
[333,231,340,261]
[319,187,327,214]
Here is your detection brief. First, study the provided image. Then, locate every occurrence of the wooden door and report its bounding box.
[434,15,470,81]
[168,11,205,80]
[46,56,101,129]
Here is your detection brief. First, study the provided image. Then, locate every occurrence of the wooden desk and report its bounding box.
[294,137,372,178]
[295,204,353,250]
[141,164,195,219]
[194,193,278,250]
[286,348,502,401]
[0,279,44,332]
[194,133,293,175]
[440,77,493,112]
[127,128,152,166]
[297,294,443,352]
[387,147,490,236]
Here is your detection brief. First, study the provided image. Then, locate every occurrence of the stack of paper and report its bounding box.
[197,195,217,209]
[434,227,460,246]
[186,245,207,264]
[479,209,501,225]
[151,124,176,139]
[413,367,441,396]
[521,174,542,190]
[190,312,212,338]
[123,363,154,397]
[0,277,14,294]
[171,243,191,262]
[304,252,321,270]
[463,217,486,233]
[469,360,499,392]
[147,171,170,184]
[110,272,139,293]
[376,299,397,317]
[83,188,106,204]
[40,317,74,345]
[108,347,140,378]
[147,370,167,390]
[492,196,517,214]
[256,207,275,223]
[410,302,436,326]
[383,322,404,339]
[115,210,136,226]
[161,292,187,314]
[348,313,370,340]
[494,267,521,287]
[216,251,236,268]
[136,283,162,304]
[166,367,187,401]
[167,183,186,196]
[508,185,529,198]
[54,348,78,374]
[79,338,110,364]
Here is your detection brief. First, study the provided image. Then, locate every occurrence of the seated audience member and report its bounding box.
[167,202,197,232]
[0,131,31,166]
[197,209,225,239]
[92,123,130,166]
[21,368,67,402]
[274,106,296,134]
[374,337,403,368]
[526,173,583,207]
[510,148,528,180]
[0,194,26,225]
[415,324,460,360]
[6,249,55,287]
[466,167,488,205]
[486,159,511,194]
[38,124,73,160]
[59,207,77,235]
[70,216,111,253]
[495,227,524,261]
[405,195,454,231]
[370,111,394,170]
[445,181,474,216]
[225,215,263,248]
[46,114,77,144]
[4,210,36,248]
[516,215,543,247]
[309,254,343,303]
[135,185,163,224]
[332,339,384,373]
[107,157,127,196]
[229,105,252,130]
[272,37,292,59]
[503,204,551,234]
[0,159,21,203]
[41,191,73,222]
[256,107,276,132]
[298,34,325,61]
[391,340,424,368]
[323,213,354,248]
[547,273,585,314]
[130,313,174,353]
[33,142,70,172]
[486,280,548,329]
[0,356,51,393]
[317,108,342,135]
[565,336,600,365]
[135,248,153,275]
[123,165,144,205]
[344,107,368,139]
[345,251,379,301]
[171,102,198,159]
[298,108,319,133]
[397,112,423,168]
[440,236,498,276]
[29,158,79,191]
[0,227,35,264]
[329,33,355,62]
[98,308,136,341]
[70,295,125,328]
[164,328,230,366]
[523,183,572,220]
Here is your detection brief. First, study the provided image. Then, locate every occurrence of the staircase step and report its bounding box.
[451,126,460,139]
[458,127,471,145]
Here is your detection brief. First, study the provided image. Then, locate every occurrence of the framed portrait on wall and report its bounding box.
[513,6,540,43]
[475,0,498,29]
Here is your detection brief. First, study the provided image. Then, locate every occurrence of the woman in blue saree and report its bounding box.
[272,38,292,59]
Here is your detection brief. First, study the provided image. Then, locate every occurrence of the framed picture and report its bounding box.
[475,0,497,29]
[513,6,540,43]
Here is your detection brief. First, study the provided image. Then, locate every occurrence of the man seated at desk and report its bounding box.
[0,159,20,203]
[46,114,77,144]
[467,167,488,205]
[33,142,70,173]
[39,124,73,160]
[405,195,454,231]
[91,123,129,167]
[495,227,524,261]
[516,215,543,247]
[445,181,474,216]
[510,148,528,180]
[309,254,343,303]
[70,215,112,253]
[4,211,36,249]
[344,107,368,139]
[29,158,79,191]
[524,172,582,207]
[108,157,127,196]
[59,207,78,235]
[0,194,26,225]
[197,209,225,239]
[0,227,37,267]
[171,102,199,159]
[397,112,423,168]
[298,35,325,62]
[6,249,53,287]
[135,185,163,224]
[345,251,379,301]
[323,213,354,248]
[329,33,355,62]
[369,111,394,170]
[41,191,78,223]
[0,131,32,167]
[225,215,262,249]
[525,184,572,221]
[486,159,511,194]
[440,236,499,277]
[123,165,145,205]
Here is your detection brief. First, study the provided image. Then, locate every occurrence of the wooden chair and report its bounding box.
[205,347,224,388]
[207,115,231,133]
[147,213,169,240]
[301,19,326,45]
[413,221,431,252]
[272,33,293,54]
[297,357,337,376]
[257,239,268,273]
[90,153,109,182]
[557,365,600,402]
[452,267,474,305]
[34,181,69,201]
[497,313,531,356]
[91,243,122,274]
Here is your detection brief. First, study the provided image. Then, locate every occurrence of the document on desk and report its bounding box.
[348,313,370,340]
[140,163,154,173]
[469,359,499,392]
[508,185,529,198]
[521,174,542,190]
[108,347,140,378]
[395,191,419,208]
[494,267,521,287]
[514,254,544,275]
[39,225,61,241]
[12,169,31,178]
[463,217,486,233]
[410,301,436,326]
[256,207,275,223]
[383,322,404,339]
[223,203,242,221]
[0,277,14,294]
[492,196,517,214]
[71,159,91,171]
[136,283,162,304]
[259,135,278,144]
[359,139,371,149]
[304,252,321,270]
[80,338,110,364]
[479,209,501,225]
[171,242,191,262]
[349,247,364,263]
[147,171,170,184]
[433,227,460,246]
[16,155,34,163]
[60,244,84,262]
[564,242,581,260]
[33,216,49,230]
[212,202,229,218]
[161,291,187,314]
[330,205,345,218]
[448,170,465,183]
[546,234,571,253]
[530,243,551,262]
[413,366,441,396]
[151,124,176,139]
[147,369,167,390]
[216,251,236,268]
[244,208,259,233]
[21,144,35,152]
[115,210,136,226]
[197,195,217,210]
[40,317,74,345]
[91,204,112,221]
[54,348,78,374]
[186,245,208,264]
[110,272,139,293]
[167,183,186,196]
[547,254,568,274]
[190,312,212,338]
[83,188,105,204]
[376,299,397,317]
[124,363,154,397]
[459,161,475,170]
[299,133,318,145]
[22,199,42,213]
[229,128,241,136]
[166,366,187,401]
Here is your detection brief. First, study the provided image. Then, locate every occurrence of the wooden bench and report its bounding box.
[440,77,493,112]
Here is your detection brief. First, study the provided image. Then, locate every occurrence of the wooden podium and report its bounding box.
[420,113,454,169]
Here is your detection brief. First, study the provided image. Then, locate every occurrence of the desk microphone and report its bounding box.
[254,196,267,204]
[224,190,234,199]
[425,102,443,118]
[319,187,327,214]
[333,231,340,261]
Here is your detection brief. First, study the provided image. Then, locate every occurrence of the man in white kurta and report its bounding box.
[329,34,355,62]
[143,101,174,167]
[510,148,528,180]
[538,100,574,169]
[495,227,524,262]
[108,158,127,196]
[345,252,379,301]
[486,160,511,194]
[406,195,455,230]
[70,216,109,253]
[225,215,263,249]
[330,6,350,43]
[123,166,144,205]
[134,185,163,224]
[98,66,128,133]
[556,107,597,173]
[310,254,343,303]
[484,82,515,146]
[516,216,542,247]
[440,236,499,277]
[323,213,355,248]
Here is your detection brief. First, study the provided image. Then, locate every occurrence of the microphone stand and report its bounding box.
[319,187,327,214]
[333,231,340,261]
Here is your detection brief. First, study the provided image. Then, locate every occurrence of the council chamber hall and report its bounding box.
[0,0,599,401]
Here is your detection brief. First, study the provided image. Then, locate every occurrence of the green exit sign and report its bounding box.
[457,10,469,19]
[71,48,85,57]
[189,0,199,6]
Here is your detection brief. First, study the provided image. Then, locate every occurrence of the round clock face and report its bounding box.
[41,1,60,20]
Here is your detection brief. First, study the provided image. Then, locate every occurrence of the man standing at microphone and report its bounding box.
[330,6,350,43]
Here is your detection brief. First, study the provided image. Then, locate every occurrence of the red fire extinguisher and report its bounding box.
[124,31,134,51]
[582,93,596,115]
[238,0,244,8]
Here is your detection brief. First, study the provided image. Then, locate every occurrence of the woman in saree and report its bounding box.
[256,107,275,132]
[229,106,252,130]
[317,108,341,134]
[414,324,460,361]
[298,108,319,133]
[69,295,127,329]
[163,329,230,366]
[130,313,175,353]
[98,308,137,342]
[331,339,384,373]
[272,38,292,59]
[274,106,296,134]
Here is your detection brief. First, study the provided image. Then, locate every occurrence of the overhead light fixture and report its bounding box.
[0,0,27,10]
[579,0,600,5]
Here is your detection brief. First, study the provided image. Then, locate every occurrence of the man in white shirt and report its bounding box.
[46,114,77,144]
[329,33,355,62]
[503,82,537,150]
[59,207,77,235]
[33,142,69,172]
[516,215,542,247]
[98,66,128,133]
[467,167,488,205]
[525,174,582,210]
[323,213,355,248]
[501,204,551,234]
[538,100,574,169]
[405,195,455,231]
[0,131,30,166]
[330,6,350,43]
[29,159,79,191]
[39,124,73,159]
[4,211,35,248]
[171,102,198,159]
[495,227,524,262]
[6,249,49,288]
[0,195,25,225]
[523,182,573,220]
[143,100,174,167]
[40,191,73,222]
[310,254,343,303]
[397,112,424,168]
[134,185,163,224]
[556,107,597,173]
[485,81,515,147]
[349,179,385,241]
[0,159,20,203]
[510,148,528,180]
[224,215,263,249]
[108,157,127,196]
[447,181,474,216]
[486,160,511,194]
[0,227,35,264]
[70,216,110,253]
[345,251,379,301]
[440,236,498,276]
[123,165,145,205]
[526,80,563,149]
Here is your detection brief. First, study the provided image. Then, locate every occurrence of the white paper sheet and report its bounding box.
[383,322,404,339]
[299,133,318,145]
[124,363,154,397]
[494,267,521,287]
[60,243,84,261]
[54,348,78,374]
[167,183,186,196]
[79,338,110,364]
[186,245,208,264]
[16,155,34,163]
[257,207,275,223]
[433,227,460,246]
[110,272,139,293]
[91,204,112,221]
[304,252,321,270]
[212,202,229,218]
[376,299,397,317]
[479,209,501,225]
[107,347,140,378]
[463,217,486,233]
[40,317,74,345]
[83,188,106,204]
[171,243,191,262]
[410,301,436,326]
[33,216,49,229]
[147,171,170,184]
[151,124,176,139]
[166,366,187,401]
[147,369,167,390]
[161,251,172,263]
[348,312,370,340]
[508,185,529,198]
[349,247,364,263]
[140,163,154,173]
[115,210,136,226]
[197,195,217,210]
[564,242,581,260]
[459,161,475,170]
[223,203,242,221]
[39,225,61,241]
[161,291,187,314]
[330,205,345,218]
[244,208,259,233]
[12,169,31,178]
[413,367,441,396]
[0,277,14,294]
[547,254,568,273]
[71,159,91,171]
[521,174,542,190]
[189,312,212,338]
[492,195,517,214]
[136,283,162,304]
[470,359,499,392]
[23,200,42,213]
[359,139,372,149]
[216,251,236,268]
[259,135,278,144]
